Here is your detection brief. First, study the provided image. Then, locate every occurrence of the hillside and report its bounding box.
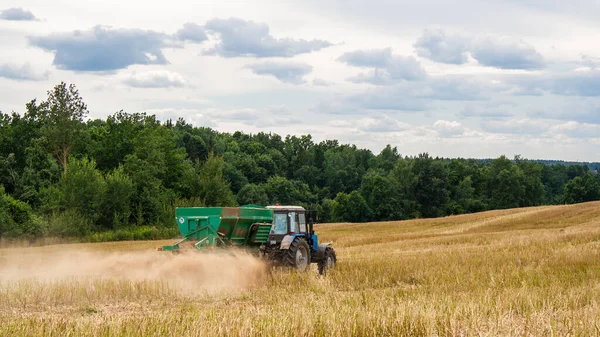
[1,201,600,336]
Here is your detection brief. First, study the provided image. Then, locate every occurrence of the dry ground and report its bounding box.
[1,202,600,336]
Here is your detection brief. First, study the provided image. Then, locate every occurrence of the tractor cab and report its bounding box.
[266,205,318,254]
[266,205,309,243]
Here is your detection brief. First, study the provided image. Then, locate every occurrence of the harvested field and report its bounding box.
[1,201,600,336]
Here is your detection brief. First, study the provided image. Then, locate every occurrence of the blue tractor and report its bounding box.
[262,205,337,274]
[158,204,336,275]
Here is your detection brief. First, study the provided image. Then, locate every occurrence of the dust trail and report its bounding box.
[0,248,268,295]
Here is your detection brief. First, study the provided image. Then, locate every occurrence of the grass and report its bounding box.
[1,201,600,336]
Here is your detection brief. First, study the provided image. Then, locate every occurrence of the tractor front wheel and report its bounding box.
[318,247,336,275]
[284,238,310,272]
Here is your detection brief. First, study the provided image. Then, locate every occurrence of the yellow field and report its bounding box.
[1,201,600,336]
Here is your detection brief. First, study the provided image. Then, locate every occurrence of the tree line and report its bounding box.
[1,82,599,240]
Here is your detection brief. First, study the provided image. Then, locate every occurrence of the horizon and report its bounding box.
[1,1,599,161]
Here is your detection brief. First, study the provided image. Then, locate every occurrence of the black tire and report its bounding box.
[318,247,336,275]
[283,238,311,272]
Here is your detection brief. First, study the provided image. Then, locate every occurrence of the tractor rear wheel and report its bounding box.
[283,238,310,272]
[318,247,336,275]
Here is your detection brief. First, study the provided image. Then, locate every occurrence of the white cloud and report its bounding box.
[470,35,545,70]
[213,108,259,120]
[121,70,187,88]
[245,61,313,84]
[581,55,600,70]
[0,7,38,21]
[433,120,465,137]
[414,29,469,64]
[549,121,600,138]
[414,29,545,70]
[338,48,426,83]
[175,23,207,43]
[0,63,48,81]
[481,118,550,135]
[312,78,334,86]
[29,25,174,71]
[501,70,600,97]
[354,115,411,132]
[528,101,600,124]
[204,17,332,58]
[460,101,516,118]
[337,48,394,68]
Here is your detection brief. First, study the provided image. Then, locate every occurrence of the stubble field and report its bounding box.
[1,201,600,336]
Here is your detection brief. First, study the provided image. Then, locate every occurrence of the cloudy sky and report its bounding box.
[1,1,599,161]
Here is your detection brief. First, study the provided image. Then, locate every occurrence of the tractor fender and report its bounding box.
[279,235,295,250]
[316,243,332,260]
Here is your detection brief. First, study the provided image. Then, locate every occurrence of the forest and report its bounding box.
[1,82,599,241]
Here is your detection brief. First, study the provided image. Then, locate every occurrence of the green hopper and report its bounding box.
[158,204,274,252]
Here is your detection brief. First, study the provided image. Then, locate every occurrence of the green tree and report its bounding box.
[130,114,188,190]
[58,157,106,226]
[123,153,173,226]
[283,135,313,179]
[181,133,208,163]
[37,82,89,173]
[195,154,237,207]
[411,153,448,218]
[264,176,299,205]
[370,144,400,173]
[255,153,277,180]
[360,169,404,221]
[566,164,588,180]
[316,198,335,223]
[447,176,485,214]
[0,186,43,239]
[541,164,569,204]
[331,191,372,222]
[563,174,600,204]
[100,166,135,229]
[86,111,143,172]
[323,146,366,196]
[294,165,321,187]
[17,138,61,207]
[482,155,523,209]
[233,153,267,184]
[237,183,269,206]
[222,162,249,194]
[389,157,419,218]
[515,156,545,207]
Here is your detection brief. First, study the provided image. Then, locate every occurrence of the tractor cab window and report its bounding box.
[272,213,288,234]
[298,213,306,233]
[289,212,296,233]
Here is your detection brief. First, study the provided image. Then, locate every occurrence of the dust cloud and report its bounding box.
[0,248,268,295]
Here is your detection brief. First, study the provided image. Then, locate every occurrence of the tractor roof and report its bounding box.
[266,205,305,211]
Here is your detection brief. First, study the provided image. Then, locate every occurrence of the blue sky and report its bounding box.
[1,0,599,161]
